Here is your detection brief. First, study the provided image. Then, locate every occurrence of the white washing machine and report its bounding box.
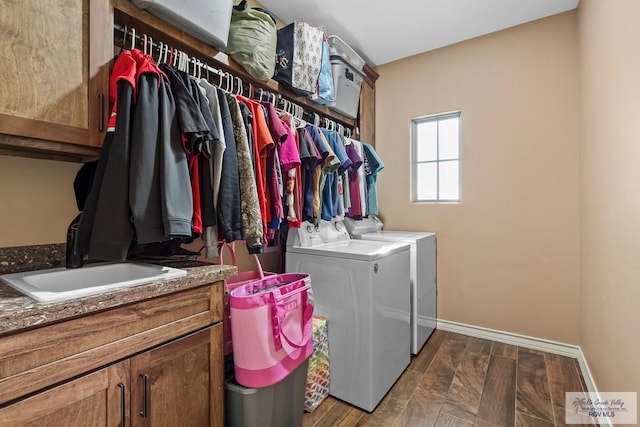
[285,220,411,412]
[345,216,437,355]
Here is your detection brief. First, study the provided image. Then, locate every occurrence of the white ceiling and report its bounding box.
[259,0,580,66]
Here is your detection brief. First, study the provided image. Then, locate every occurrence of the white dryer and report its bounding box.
[285,220,411,412]
[345,216,437,355]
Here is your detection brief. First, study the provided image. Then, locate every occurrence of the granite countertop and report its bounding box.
[0,260,237,336]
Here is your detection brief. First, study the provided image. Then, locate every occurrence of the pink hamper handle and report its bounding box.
[219,242,265,281]
[270,287,313,351]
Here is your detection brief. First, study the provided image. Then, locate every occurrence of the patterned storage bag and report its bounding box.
[304,316,330,412]
[273,22,324,96]
[311,32,336,106]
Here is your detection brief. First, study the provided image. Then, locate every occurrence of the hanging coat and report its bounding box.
[76,50,137,261]
[129,49,164,244]
[227,94,263,253]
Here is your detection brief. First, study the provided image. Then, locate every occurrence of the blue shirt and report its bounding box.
[362,143,384,215]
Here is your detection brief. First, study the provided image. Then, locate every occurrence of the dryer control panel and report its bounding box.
[287,220,351,247]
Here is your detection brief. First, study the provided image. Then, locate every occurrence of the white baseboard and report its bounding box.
[437,318,581,357]
[575,347,611,426]
[436,318,608,425]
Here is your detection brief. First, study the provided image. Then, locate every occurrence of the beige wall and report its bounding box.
[578,0,640,396]
[376,12,581,344]
[0,155,80,247]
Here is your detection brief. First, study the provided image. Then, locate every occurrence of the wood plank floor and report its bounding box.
[302,330,594,427]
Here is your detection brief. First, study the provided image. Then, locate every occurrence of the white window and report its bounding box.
[412,112,461,202]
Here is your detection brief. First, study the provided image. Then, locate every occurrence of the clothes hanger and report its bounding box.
[161,43,168,64]
[119,25,128,54]
[225,72,232,93]
[176,51,183,71]
[141,34,147,54]
[155,42,163,63]
[129,27,136,50]
[235,77,243,96]
[181,51,188,72]
[174,50,180,69]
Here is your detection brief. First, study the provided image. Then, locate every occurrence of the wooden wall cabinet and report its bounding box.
[0,0,376,161]
[0,284,224,427]
[358,64,379,146]
[0,0,112,160]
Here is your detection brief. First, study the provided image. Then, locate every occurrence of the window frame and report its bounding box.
[411,111,461,203]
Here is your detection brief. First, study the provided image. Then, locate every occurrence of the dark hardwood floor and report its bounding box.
[302,330,594,427]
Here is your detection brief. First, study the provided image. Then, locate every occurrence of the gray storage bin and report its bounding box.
[225,359,309,427]
[329,57,365,119]
[131,0,233,49]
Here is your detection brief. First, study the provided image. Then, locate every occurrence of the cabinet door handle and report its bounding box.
[98,93,105,132]
[139,373,149,418]
[118,382,126,427]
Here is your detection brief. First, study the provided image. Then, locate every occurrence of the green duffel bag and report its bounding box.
[225,0,277,81]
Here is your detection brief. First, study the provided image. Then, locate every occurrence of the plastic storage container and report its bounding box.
[131,0,233,50]
[328,35,365,71]
[329,57,365,119]
[225,358,309,427]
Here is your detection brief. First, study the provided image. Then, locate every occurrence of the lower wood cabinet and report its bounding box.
[0,282,226,427]
[0,325,223,427]
[130,325,223,426]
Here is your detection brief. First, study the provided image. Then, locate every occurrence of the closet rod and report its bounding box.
[113,23,224,78]
[112,23,356,135]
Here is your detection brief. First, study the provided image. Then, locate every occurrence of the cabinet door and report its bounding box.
[0,360,129,427]
[0,0,111,147]
[358,79,375,145]
[131,324,223,427]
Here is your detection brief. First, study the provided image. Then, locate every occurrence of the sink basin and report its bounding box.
[0,262,187,303]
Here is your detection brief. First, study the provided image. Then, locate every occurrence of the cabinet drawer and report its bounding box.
[0,283,222,404]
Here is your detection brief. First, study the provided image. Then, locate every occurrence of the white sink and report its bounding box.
[0,262,187,303]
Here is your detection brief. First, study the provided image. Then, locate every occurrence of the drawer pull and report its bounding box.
[139,373,149,418]
[118,382,126,427]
